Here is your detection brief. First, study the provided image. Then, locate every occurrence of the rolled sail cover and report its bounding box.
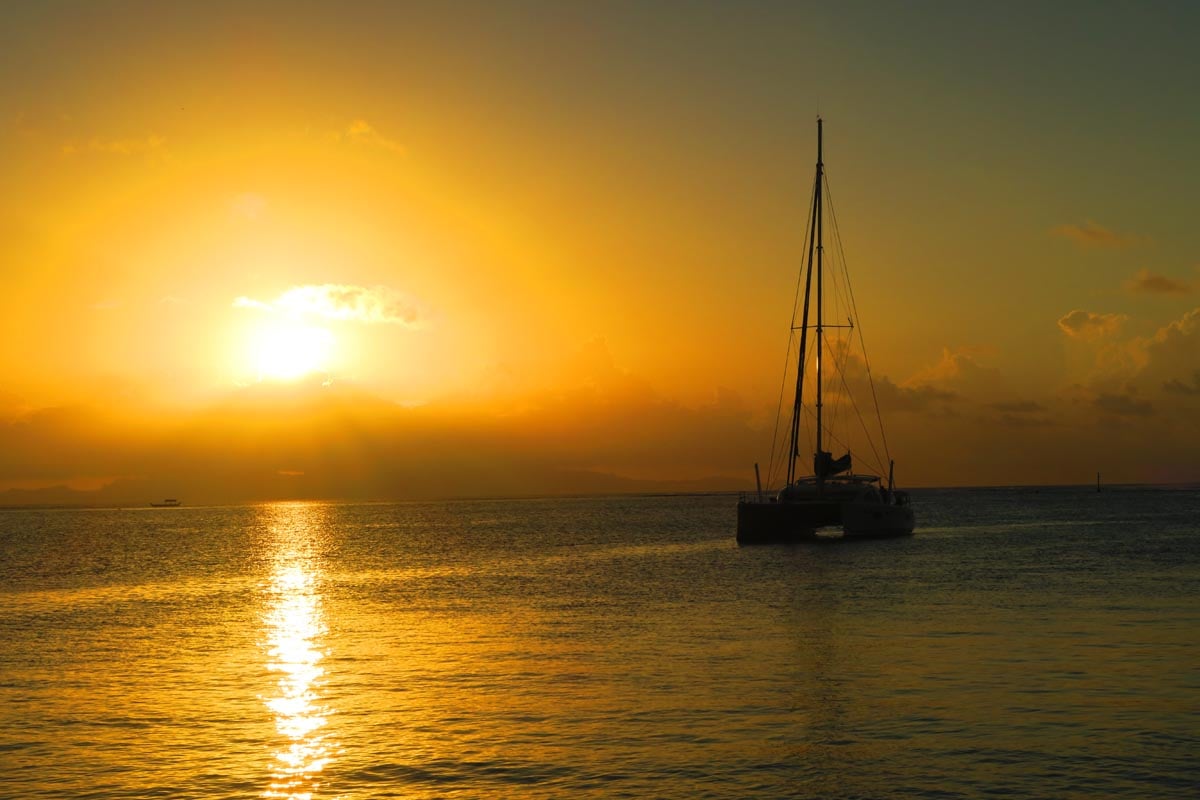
[815,450,852,477]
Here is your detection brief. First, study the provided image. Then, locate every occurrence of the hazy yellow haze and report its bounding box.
[2,3,1198,502]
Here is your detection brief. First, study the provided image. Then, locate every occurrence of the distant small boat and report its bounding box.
[150,498,182,507]
[736,118,915,544]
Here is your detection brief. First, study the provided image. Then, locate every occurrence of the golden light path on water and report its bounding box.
[261,503,336,800]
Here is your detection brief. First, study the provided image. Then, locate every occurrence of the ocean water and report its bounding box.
[0,487,1197,798]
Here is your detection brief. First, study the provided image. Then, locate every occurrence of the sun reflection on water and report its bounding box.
[260,504,335,800]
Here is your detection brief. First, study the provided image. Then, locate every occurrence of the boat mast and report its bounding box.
[815,117,825,484]
[787,120,821,486]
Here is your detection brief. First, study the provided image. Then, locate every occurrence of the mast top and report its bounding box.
[817,116,823,166]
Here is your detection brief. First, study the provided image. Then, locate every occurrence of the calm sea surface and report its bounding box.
[1,488,1197,798]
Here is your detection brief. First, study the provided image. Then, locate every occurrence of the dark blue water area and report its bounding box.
[0,487,1197,798]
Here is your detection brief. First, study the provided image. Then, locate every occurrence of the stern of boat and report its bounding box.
[840,500,915,538]
[736,493,843,544]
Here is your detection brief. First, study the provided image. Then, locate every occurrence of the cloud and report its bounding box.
[1060,306,1200,398]
[906,346,999,385]
[1135,307,1200,393]
[1050,220,1146,250]
[900,346,1008,405]
[231,296,273,312]
[3,329,1199,500]
[1146,306,1200,350]
[342,119,405,154]
[1094,392,1153,417]
[234,284,424,326]
[0,403,152,484]
[989,400,1045,413]
[61,135,166,157]
[872,376,957,413]
[1124,268,1192,295]
[1057,309,1128,341]
[995,413,1055,428]
[1163,371,1200,397]
[986,399,1054,428]
[0,350,766,501]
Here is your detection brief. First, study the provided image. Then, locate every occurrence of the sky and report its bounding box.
[1,1,1198,503]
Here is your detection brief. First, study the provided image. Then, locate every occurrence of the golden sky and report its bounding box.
[2,2,1198,502]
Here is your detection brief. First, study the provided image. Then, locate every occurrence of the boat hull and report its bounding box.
[737,497,914,543]
[841,501,915,538]
[736,499,840,544]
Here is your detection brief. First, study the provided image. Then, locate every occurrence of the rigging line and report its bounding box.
[766,168,818,489]
[797,403,862,471]
[824,324,877,474]
[800,408,883,482]
[806,335,816,450]
[829,321,866,436]
[771,347,800,487]
[827,328,853,450]
[820,194,859,450]
[781,325,816,480]
[822,332,841,446]
[820,238,854,450]
[765,336,795,489]
[801,334,816,458]
[833,345,888,477]
[823,216,856,447]
[780,324,818,482]
[818,261,844,446]
[823,171,892,466]
[787,164,821,485]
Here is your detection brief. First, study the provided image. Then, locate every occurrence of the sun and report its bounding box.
[250,320,335,381]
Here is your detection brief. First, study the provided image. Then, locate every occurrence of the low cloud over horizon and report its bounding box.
[4,301,1200,505]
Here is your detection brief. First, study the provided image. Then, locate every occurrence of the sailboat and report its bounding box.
[737,118,915,543]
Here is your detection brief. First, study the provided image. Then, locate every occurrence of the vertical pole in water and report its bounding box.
[815,116,824,487]
[754,463,763,501]
[1097,471,1101,493]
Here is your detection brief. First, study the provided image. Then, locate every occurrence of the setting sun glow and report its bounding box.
[251,322,335,382]
[0,2,1197,505]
